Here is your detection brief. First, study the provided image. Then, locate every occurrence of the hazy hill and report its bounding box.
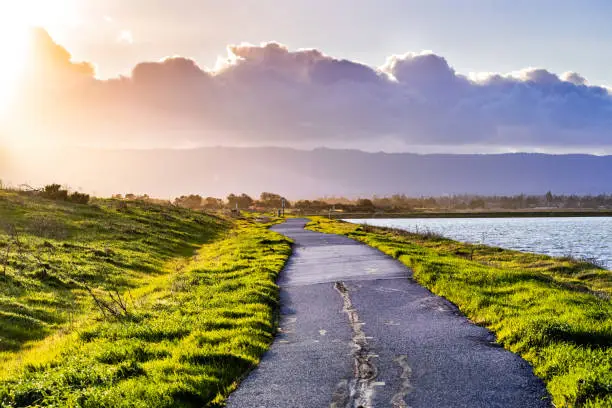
[3,147,612,197]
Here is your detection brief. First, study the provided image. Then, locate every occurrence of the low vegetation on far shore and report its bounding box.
[0,189,291,407]
[308,217,611,408]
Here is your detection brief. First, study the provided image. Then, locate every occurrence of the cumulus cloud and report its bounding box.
[4,29,612,152]
[25,28,95,82]
[561,71,587,86]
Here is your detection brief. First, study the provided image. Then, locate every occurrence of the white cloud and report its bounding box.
[561,71,587,86]
[6,29,612,152]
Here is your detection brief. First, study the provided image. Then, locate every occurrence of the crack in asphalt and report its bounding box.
[390,355,413,408]
[330,379,351,408]
[332,281,378,408]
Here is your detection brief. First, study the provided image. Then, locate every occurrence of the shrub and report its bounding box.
[39,184,89,205]
[41,184,68,201]
[68,192,90,205]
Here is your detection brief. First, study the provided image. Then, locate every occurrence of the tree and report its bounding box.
[227,193,254,209]
[174,195,203,209]
[69,192,90,205]
[355,198,375,210]
[238,194,254,209]
[42,184,68,201]
[259,192,290,209]
[294,200,329,211]
[546,191,553,204]
[294,200,311,209]
[202,197,224,210]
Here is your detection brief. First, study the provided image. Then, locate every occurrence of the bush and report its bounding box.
[68,192,90,205]
[41,184,68,201]
[39,185,89,205]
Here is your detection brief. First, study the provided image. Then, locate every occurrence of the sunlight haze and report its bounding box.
[0,0,611,195]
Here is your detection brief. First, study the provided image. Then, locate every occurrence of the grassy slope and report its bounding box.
[0,190,227,358]
[308,217,611,408]
[0,191,292,407]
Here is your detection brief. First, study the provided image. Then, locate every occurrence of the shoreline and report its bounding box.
[306,217,612,407]
[301,210,612,219]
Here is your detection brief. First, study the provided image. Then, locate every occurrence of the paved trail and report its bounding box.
[227,219,549,408]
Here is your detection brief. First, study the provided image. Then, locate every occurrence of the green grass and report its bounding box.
[0,190,292,407]
[0,190,227,357]
[308,217,611,408]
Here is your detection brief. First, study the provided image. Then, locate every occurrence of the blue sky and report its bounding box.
[51,0,612,85]
[3,0,611,154]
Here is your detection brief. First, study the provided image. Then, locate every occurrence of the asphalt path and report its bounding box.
[226,218,549,408]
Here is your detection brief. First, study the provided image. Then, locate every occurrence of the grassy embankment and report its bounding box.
[0,189,291,407]
[308,217,611,408]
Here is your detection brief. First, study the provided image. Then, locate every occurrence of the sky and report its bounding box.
[1,0,612,154]
[45,0,612,84]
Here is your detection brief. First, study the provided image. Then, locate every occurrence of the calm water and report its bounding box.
[344,217,612,269]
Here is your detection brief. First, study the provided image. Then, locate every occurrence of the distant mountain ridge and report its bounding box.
[4,147,612,198]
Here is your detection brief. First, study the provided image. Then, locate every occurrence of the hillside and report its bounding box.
[0,190,291,407]
[3,147,612,198]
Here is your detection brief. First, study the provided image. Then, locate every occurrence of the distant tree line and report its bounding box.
[295,193,612,213]
[433,192,612,211]
[113,192,292,211]
[111,191,612,213]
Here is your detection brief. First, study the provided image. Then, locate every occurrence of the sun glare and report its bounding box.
[0,1,77,115]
